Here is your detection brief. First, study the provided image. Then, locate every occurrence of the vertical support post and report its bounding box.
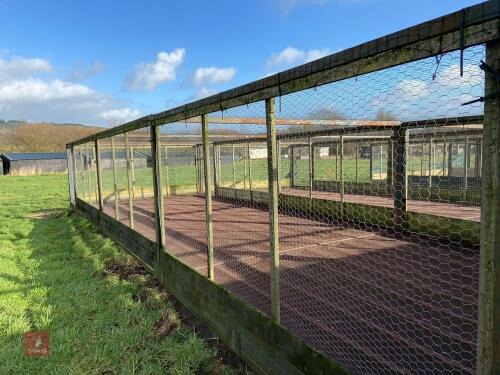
[464,135,469,202]
[339,135,344,217]
[420,142,424,176]
[92,145,99,204]
[387,138,394,193]
[111,137,119,220]
[164,146,170,196]
[355,143,359,183]
[393,126,408,228]
[335,140,339,184]
[476,39,500,375]
[95,139,104,211]
[202,114,215,281]
[448,142,453,177]
[86,143,92,202]
[478,139,483,177]
[443,139,447,176]
[67,147,76,207]
[380,144,383,180]
[244,145,248,190]
[289,146,294,188]
[232,144,237,198]
[125,134,134,229]
[429,139,434,189]
[212,144,218,194]
[150,124,165,251]
[277,140,281,193]
[265,97,280,323]
[217,146,221,186]
[369,145,373,181]
[308,137,313,202]
[130,146,136,199]
[247,143,253,202]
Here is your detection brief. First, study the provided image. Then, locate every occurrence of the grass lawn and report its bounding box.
[0,174,244,374]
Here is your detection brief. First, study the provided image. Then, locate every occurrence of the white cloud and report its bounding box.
[195,87,219,99]
[0,55,140,125]
[267,47,331,68]
[0,57,52,80]
[68,61,105,81]
[434,64,483,88]
[193,67,236,86]
[395,79,430,99]
[101,107,141,125]
[126,49,185,91]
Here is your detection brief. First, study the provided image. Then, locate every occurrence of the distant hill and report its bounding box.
[0,120,105,153]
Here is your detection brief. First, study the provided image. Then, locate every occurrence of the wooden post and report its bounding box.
[448,142,453,177]
[67,147,76,207]
[429,139,434,189]
[420,142,424,176]
[443,139,447,176]
[393,126,408,229]
[111,137,119,220]
[243,145,248,190]
[308,137,313,202]
[130,146,136,199]
[464,135,469,202]
[212,144,218,194]
[150,125,166,251]
[339,135,344,217]
[95,139,104,211]
[289,146,294,188]
[387,138,394,193]
[125,134,134,229]
[164,146,170,196]
[247,143,253,202]
[369,145,373,181]
[277,140,281,193]
[232,144,237,198]
[202,114,215,281]
[476,39,500,375]
[379,144,383,180]
[355,143,359,183]
[92,145,99,204]
[85,143,92,202]
[266,98,280,323]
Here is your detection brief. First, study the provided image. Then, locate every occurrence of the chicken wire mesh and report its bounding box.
[270,45,484,375]
[67,38,492,375]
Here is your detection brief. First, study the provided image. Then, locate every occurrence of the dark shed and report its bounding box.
[0,152,67,175]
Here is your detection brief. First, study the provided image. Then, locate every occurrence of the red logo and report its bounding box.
[24,332,49,356]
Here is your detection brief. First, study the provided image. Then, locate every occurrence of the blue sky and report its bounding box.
[0,0,485,126]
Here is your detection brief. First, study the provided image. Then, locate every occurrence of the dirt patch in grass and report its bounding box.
[104,257,250,373]
[26,209,66,220]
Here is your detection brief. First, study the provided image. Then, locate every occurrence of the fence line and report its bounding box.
[67,3,499,374]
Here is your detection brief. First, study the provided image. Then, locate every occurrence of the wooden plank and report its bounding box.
[476,39,500,375]
[393,127,408,228]
[266,97,280,323]
[67,148,76,207]
[111,137,119,220]
[125,133,134,229]
[68,5,500,147]
[95,139,104,211]
[150,125,166,264]
[202,114,215,281]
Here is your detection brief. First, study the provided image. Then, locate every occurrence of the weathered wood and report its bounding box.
[266,97,280,323]
[130,146,136,199]
[339,135,344,217]
[308,137,313,203]
[125,133,134,229]
[95,139,104,211]
[247,143,253,202]
[232,144,237,198]
[476,39,500,375]
[85,143,92,203]
[163,146,170,196]
[464,135,469,202]
[111,137,119,220]
[393,127,408,228]
[68,5,500,147]
[202,115,215,281]
[150,125,166,255]
[67,148,76,207]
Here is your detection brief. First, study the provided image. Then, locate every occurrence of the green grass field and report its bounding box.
[0,174,242,374]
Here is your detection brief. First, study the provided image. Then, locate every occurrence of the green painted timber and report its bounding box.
[216,186,480,247]
[74,198,348,375]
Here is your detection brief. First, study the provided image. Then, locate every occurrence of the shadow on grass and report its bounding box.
[2,210,242,374]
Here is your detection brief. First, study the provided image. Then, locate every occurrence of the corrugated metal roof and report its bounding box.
[1,152,67,161]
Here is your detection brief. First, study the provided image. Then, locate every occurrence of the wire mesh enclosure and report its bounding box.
[66,5,500,374]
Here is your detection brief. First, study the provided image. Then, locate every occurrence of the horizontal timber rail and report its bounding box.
[67,2,498,147]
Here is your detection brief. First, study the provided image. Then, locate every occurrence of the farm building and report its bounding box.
[0,152,67,176]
